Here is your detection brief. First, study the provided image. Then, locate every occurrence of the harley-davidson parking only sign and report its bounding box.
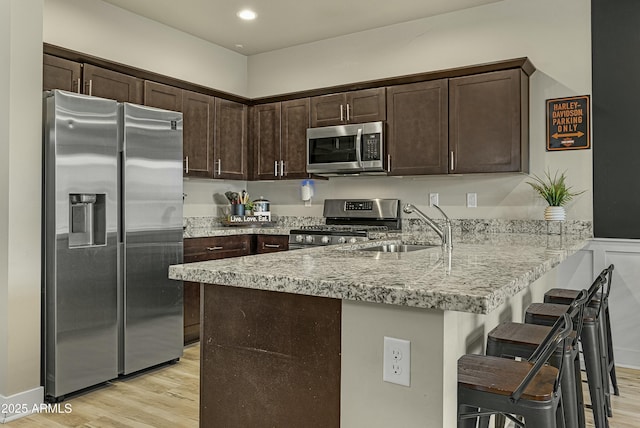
[546,95,591,151]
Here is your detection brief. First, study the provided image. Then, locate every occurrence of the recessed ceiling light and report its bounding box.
[237,9,257,20]
[235,44,244,49]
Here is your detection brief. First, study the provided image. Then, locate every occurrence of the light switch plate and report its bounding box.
[429,193,439,207]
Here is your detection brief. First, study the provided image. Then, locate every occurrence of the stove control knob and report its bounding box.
[348,237,358,244]
[295,235,304,243]
[321,236,330,244]
[305,235,314,244]
[337,237,346,244]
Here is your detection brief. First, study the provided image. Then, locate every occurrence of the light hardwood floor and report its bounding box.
[7,345,639,427]
[585,366,640,428]
[8,344,199,428]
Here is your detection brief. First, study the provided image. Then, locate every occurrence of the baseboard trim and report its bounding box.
[0,387,44,424]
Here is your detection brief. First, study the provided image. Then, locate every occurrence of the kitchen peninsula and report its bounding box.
[169,232,589,428]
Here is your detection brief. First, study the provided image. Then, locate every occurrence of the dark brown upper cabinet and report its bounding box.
[145,82,248,180]
[43,56,143,104]
[44,48,532,181]
[144,81,183,112]
[449,69,529,174]
[83,64,143,104]
[215,98,248,180]
[145,82,217,178]
[281,99,311,179]
[182,90,215,178]
[310,88,385,127]
[43,54,82,93]
[253,99,310,180]
[253,103,281,180]
[386,80,449,176]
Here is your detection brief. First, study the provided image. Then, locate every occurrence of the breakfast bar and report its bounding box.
[169,232,589,428]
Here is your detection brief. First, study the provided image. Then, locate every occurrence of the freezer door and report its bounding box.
[122,103,184,375]
[42,90,119,399]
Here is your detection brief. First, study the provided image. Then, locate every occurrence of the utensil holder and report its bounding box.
[231,204,245,216]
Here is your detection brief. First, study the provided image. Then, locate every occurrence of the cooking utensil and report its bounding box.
[253,196,270,213]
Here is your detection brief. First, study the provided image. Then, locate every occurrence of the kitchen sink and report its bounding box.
[361,244,437,253]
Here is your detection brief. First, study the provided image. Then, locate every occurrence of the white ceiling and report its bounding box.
[101,0,502,55]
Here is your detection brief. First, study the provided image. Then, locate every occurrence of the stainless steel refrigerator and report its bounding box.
[42,89,184,401]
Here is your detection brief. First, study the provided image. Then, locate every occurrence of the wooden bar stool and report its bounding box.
[544,264,618,397]
[458,314,572,428]
[486,289,589,428]
[524,267,613,428]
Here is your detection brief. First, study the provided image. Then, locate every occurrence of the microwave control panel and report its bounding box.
[362,133,381,161]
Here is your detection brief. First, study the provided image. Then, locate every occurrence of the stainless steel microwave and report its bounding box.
[306,121,385,175]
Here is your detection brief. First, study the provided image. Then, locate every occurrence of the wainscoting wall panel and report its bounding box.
[558,238,640,369]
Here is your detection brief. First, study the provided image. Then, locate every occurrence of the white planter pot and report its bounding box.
[544,206,566,221]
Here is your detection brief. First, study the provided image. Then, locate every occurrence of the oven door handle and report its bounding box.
[355,128,363,169]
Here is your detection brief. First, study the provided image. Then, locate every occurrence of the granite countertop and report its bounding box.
[184,226,290,238]
[169,232,589,315]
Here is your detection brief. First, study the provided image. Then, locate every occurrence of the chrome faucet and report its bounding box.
[403,203,452,250]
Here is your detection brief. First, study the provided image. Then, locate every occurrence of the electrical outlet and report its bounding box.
[466,192,477,208]
[429,193,439,207]
[383,336,411,386]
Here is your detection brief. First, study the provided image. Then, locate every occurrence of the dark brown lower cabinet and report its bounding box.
[200,284,341,428]
[182,234,289,344]
[255,234,289,253]
[183,235,252,344]
[183,282,201,345]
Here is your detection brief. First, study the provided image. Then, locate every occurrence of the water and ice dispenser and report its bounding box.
[69,193,106,247]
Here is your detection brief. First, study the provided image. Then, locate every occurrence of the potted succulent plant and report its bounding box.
[527,169,585,221]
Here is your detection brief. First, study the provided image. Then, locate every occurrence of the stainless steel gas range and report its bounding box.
[288,199,401,250]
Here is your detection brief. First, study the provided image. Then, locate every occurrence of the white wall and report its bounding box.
[341,266,559,428]
[239,0,593,221]
[43,0,248,97]
[43,0,593,222]
[43,0,254,219]
[0,0,44,416]
[248,0,590,97]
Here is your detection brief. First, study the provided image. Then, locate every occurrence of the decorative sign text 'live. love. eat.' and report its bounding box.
[546,95,591,151]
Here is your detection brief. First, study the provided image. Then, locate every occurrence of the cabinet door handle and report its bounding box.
[85,79,93,96]
[387,154,391,172]
[206,246,224,251]
[346,103,350,122]
[280,160,285,176]
[450,151,455,171]
[217,159,221,175]
[340,104,344,122]
[76,78,81,94]
[274,160,279,176]
[264,244,281,249]
[185,156,189,174]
